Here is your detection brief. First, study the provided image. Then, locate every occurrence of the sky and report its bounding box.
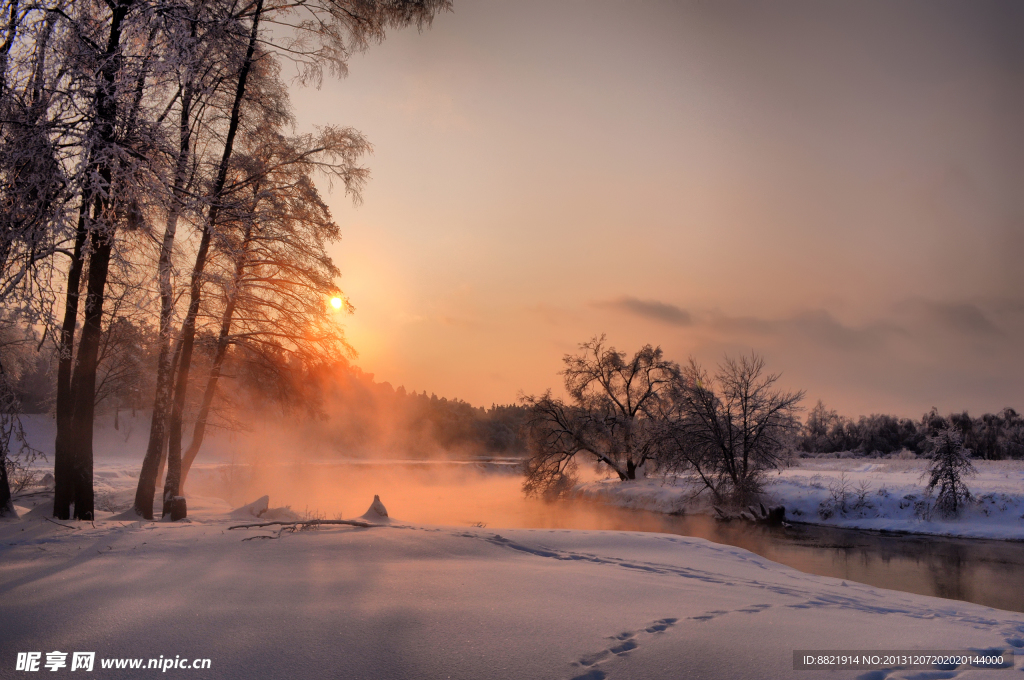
[286,0,1023,419]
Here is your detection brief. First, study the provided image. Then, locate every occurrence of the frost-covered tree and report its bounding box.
[0,3,74,304]
[175,114,368,492]
[0,0,450,521]
[49,0,173,521]
[0,318,44,516]
[131,0,257,521]
[522,337,679,496]
[137,0,450,519]
[925,425,975,518]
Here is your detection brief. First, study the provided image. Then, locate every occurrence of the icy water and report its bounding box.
[192,460,1024,614]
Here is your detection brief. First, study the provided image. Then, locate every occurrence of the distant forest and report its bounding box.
[8,328,531,459]
[298,363,531,458]
[10,329,1024,461]
[797,401,1024,460]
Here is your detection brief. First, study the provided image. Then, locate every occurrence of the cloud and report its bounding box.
[710,309,900,352]
[592,296,692,326]
[918,301,1001,336]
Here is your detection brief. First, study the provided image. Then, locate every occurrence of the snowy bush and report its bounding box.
[817,476,874,520]
[852,480,872,510]
[828,472,850,511]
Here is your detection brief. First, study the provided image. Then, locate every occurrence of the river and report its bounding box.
[193,459,1024,613]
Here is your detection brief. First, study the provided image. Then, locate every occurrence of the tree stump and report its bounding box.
[166,496,187,521]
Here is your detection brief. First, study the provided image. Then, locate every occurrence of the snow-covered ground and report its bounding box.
[576,458,1024,541]
[5,422,1024,677]
[3,464,1024,679]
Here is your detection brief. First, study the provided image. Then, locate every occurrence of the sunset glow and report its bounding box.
[294,1,1020,417]
[4,3,1022,678]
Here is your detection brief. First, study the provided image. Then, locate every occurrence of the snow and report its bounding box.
[228,495,301,521]
[5,420,1024,677]
[576,458,1024,541]
[358,494,390,522]
[3,464,1024,679]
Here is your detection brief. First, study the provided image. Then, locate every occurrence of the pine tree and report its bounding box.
[925,426,975,518]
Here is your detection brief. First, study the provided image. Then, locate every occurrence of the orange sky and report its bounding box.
[288,0,1022,418]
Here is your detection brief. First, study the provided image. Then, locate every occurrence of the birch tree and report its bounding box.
[132,0,254,519]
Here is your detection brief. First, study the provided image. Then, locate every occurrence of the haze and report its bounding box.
[288,0,1023,418]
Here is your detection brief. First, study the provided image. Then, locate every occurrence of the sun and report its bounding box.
[330,297,343,309]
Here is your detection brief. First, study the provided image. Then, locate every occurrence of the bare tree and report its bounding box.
[664,353,803,504]
[522,336,678,497]
[93,315,156,414]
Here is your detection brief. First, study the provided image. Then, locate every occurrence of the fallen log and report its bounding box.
[228,519,375,530]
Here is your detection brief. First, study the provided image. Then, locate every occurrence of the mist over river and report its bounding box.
[188,460,1024,614]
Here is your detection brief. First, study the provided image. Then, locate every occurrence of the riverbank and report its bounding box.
[575,458,1024,541]
[3,490,1024,679]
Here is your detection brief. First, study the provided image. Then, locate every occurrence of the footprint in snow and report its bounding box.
[570,670,607,680]
[608,639,638,655]
[737,603,772,614]
[691,604,773,621]
[855,671,892,680]
[569,618,678,679]
[691,609,729,621]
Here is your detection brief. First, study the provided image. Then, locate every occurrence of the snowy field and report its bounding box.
[3,474,1024,678]
[576,458,1024,541]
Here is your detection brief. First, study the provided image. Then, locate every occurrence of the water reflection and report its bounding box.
[660,517,1024,613]
[192,461,1024,613]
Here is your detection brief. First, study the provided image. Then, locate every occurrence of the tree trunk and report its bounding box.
[162,0,263,517]
[52,207,88,520]
[180,225,251,492]
[151,333,183,512]
[134,80,194,519]
[0,1,20,87]
[625,458,636,480]
[0,453,12,517]
[0,356,14,517]
[57,0,133,520]
[66,226,116,520]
